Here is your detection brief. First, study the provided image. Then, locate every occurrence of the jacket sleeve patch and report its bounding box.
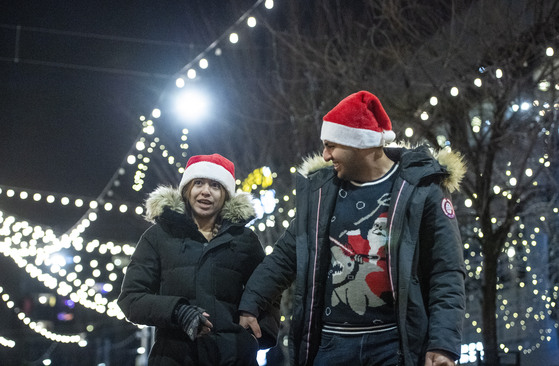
[441,198,455,219]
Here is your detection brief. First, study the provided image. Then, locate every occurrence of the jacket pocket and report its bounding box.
[405,281,428,358]
[236,327,259,365]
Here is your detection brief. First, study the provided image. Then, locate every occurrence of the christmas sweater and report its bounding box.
[322,163,399,334]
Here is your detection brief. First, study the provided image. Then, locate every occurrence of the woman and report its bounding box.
[118,154,279,366]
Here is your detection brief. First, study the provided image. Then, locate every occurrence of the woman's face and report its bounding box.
[186,178,225,221]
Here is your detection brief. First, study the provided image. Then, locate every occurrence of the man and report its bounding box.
[239,91,466,366]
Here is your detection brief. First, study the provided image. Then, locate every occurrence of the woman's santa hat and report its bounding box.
[321,91,396,148]
[179,154,236,197]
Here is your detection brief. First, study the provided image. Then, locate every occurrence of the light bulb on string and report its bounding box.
[247,17,256,27]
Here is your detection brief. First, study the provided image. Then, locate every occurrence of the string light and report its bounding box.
[405,128,414,137]
[421,52,559,363]
[247,17,257,27]
[0,286,83,344]
[1,2,557,357]
[0,335,15,348]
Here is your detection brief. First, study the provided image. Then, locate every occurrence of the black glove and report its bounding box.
[174,304,210,340]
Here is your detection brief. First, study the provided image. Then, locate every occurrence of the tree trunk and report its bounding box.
[481,249,500,366]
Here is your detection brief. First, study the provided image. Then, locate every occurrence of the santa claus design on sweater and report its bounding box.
[330,212,391,315]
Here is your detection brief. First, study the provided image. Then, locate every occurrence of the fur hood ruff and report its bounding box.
[298,144,466,193]
[144,185,256,224]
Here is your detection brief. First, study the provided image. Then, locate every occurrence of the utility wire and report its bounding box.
[0,56,172,78]
[175,0,265,75]
[0,23,203,48]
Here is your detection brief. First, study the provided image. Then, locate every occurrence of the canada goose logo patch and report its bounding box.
[441,198,455,219]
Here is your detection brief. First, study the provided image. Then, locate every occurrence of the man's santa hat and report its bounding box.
[179,154,236,197]
[321,91,396,148]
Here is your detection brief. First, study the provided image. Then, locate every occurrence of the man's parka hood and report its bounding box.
[298,144,466,193]
[144,185,256,224]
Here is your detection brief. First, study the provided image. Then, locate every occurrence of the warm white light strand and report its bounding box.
[0,286,83,344]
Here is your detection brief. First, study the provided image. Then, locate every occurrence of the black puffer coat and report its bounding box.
[118,186,279,366]
[239,145,466,366]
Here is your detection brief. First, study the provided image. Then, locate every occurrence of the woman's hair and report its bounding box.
[181,179,230,223]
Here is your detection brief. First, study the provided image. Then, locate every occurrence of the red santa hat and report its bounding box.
[179,154,236,197]
[377,212,388,222]
[321,91,396,148]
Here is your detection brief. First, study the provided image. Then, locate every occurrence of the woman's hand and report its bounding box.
[175,305,213,340]
[197,311,213,337]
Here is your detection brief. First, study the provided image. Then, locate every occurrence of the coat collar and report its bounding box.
[144,185,256,224]
[298,143,466,193]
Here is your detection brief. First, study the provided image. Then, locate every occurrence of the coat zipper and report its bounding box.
[304,187,322,366]
[387,180,406,299]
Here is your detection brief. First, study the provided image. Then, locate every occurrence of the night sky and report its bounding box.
[0,0,270,240]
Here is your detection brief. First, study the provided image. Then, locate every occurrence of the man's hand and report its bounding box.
[424,351,456,366]
[239,312,262,338]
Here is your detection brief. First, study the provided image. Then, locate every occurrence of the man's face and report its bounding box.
[322,141,362,181]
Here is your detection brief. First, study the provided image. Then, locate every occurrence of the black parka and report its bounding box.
[239,145,466,366]
[118,186,279,366]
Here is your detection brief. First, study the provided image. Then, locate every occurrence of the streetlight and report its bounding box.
[175,90,209,121]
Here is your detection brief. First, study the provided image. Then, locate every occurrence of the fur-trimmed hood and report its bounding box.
[144,185,256,224]
[298,144,466,193]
